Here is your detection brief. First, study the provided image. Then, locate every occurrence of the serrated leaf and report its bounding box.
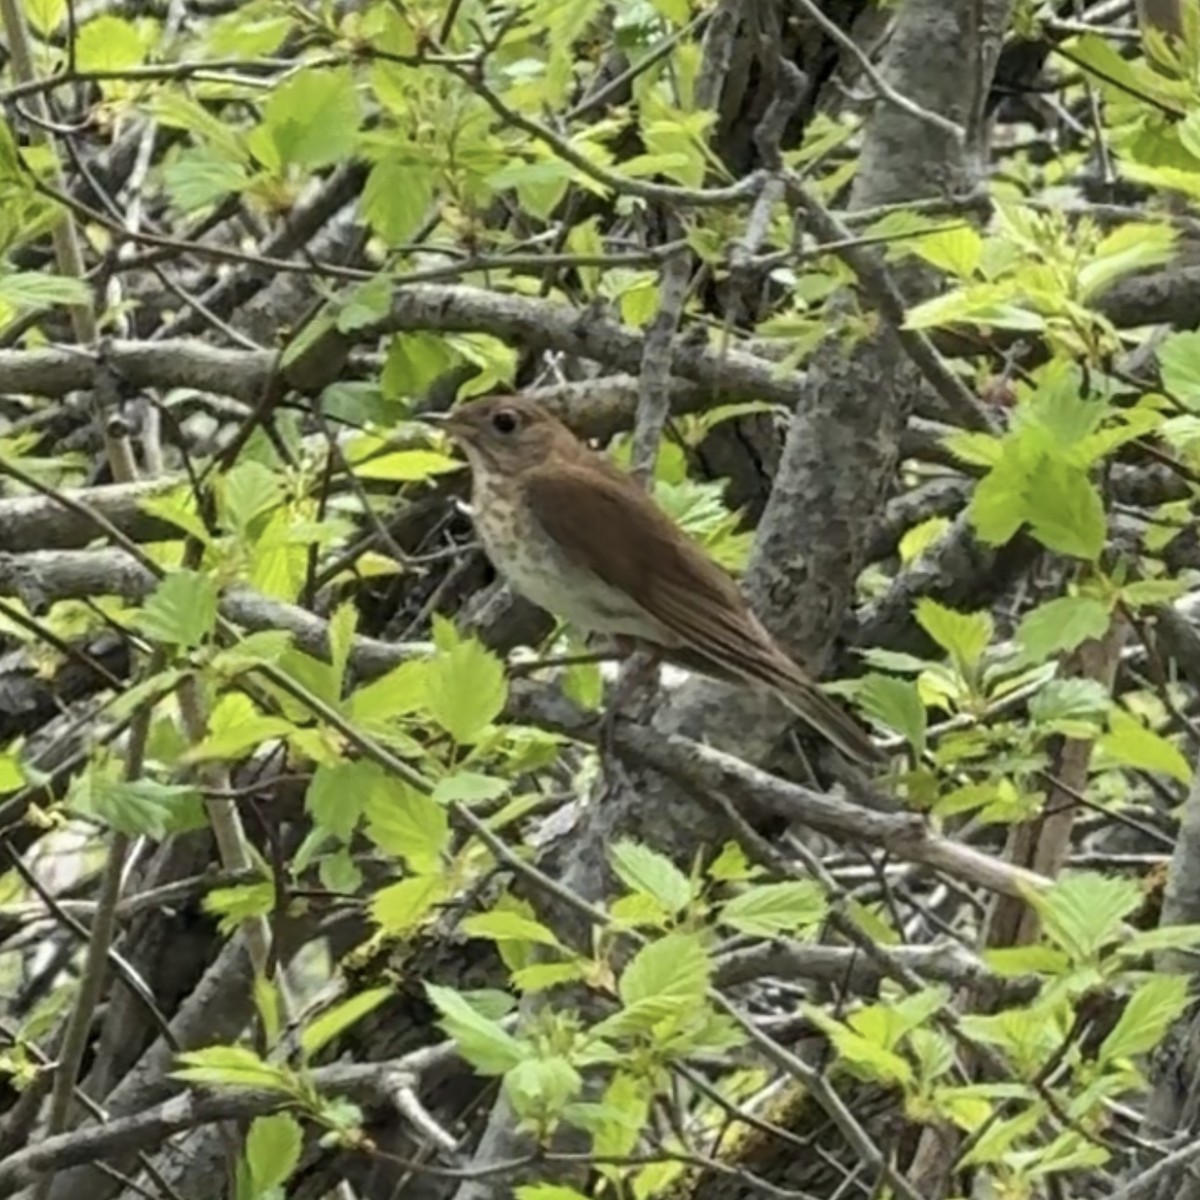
[76,15,145,71]
[363,778,449,873]
[73,774,205,838]
[1099,975,1190,1063]
[1158,329,1200,408]
[305,761,370,841]
[425,638,507,744]
[609,841,693,915]
[203,882,275,935]
[432,773,509,806]
[362,155,435,245]
[172,1045,291,1090]
[1099,708,1192,782]
[346,659,428,724]
[23,0,64,36]
[463,910,566,951]
[137,569,219,648]
[370,874,449,935]
[1030,872,1143,963]
[913,225,982,278]
[1025,460,1106,560]
[245,1112,302,1194]
[0,752,25,794]
[720,881,827,936]
[300,987,392,1059]
[1079,222,1176,300]
[1028,677,1111,726]
[1014,595,1111,666]
[504,1055,583,1120]
[0,272,91,309]
[619,933,709,1007]
[856,674,926,754]
[253,68,361,171]
[425,984,524,1075]
[915,599,992,676]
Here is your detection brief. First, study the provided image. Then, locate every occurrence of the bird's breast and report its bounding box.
[469,475,669,642]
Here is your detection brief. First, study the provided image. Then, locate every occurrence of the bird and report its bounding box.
[419,395,882,767]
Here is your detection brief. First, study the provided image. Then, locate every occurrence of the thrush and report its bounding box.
[421,396,882,767]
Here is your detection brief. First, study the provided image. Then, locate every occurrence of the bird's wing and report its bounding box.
[526,458,882,764]
[525,460,789,675]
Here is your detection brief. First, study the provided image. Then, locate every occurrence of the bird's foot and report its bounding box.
[595,645,662,797]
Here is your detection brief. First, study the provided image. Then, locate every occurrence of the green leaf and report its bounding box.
[370,874,449,935]
[969,456,1027,546]
[164,149,251,212]
[504,1055,583,1121]
[137,569,219,648]
[352,449,462,482]
[0,272,91,310]
[1028,677,1110,726]
[362,156,435,245]
[515,1186,591,1200]
[76,15,145,71]
[1099,975,1190,1063]
[1067,32,1180,111]
[1099,708,1192,782]
[425,984,524,1075]
[425,637,507,744]
[1030,872,1143,963]
[204,882,275,935]
[431,772,508,806]
[252,68,361,171]
[914,599,992,676]
[1013,595,1111,666]
[647,0,690,22]
[462,910,565,951]
[1025,461,1106,560]
[347,659,428,724]
[23,0,65,36]
[856,674,926,754]
[300,987,393,1059]
[609,841,693,915]
[720,881,827,936]
[245,1112,302,1195]
[364,777,449,873]
[335,276,392,333]
[381,333,458,400]
[0,752,25,794]
[172,1045,292,1090]
[327,600,357,696]
[1159,330,1200,409]
[912,226,982,278]
[1079,222,1176,300]
[73,774,205,838]
[305,761,370,841]
[803,1005,913,1086]
[619,933,710,1008]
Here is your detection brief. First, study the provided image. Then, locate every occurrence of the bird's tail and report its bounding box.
[776,677,884,767]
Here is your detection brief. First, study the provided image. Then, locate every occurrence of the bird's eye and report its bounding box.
[491,409,519,435]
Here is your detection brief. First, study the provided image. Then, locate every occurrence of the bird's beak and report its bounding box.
[414,409,466,440]
[414,410,450,427]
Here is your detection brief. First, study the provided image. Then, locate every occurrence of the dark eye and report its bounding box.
[491,409,518,435]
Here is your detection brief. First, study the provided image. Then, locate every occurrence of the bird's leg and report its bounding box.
[598,638,663,781]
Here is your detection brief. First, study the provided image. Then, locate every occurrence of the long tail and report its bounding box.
[657,637,883,766]
[774,677,884,766]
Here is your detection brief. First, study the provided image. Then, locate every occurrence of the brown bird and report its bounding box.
[421,396,882,766]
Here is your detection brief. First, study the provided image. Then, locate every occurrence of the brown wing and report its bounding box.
[525,458,792,677]
[526,455,883,766]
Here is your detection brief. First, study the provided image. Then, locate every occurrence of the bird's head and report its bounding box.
[420,396,577,475]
